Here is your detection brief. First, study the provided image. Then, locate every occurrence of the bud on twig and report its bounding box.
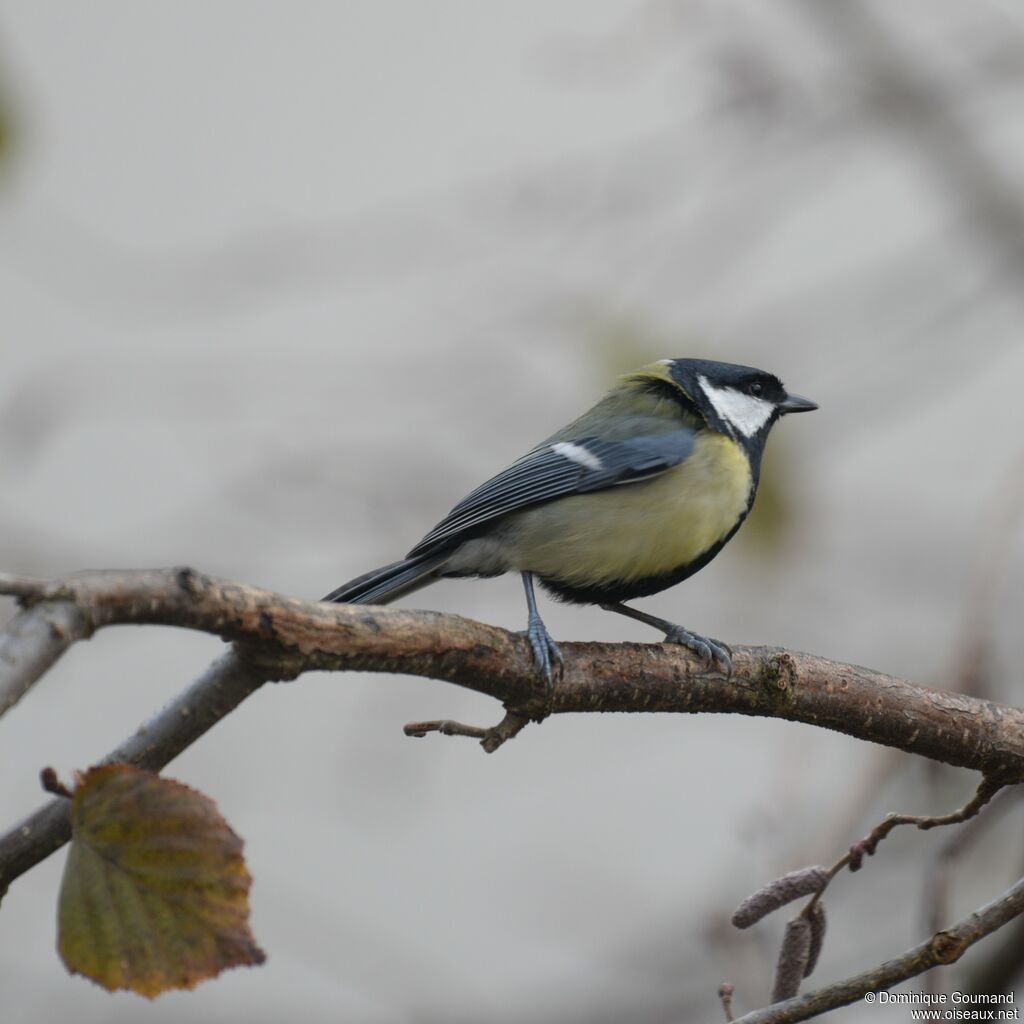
[718,982,736,1022]
[39,766,72,799]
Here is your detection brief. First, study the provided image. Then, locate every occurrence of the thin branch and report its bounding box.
[0,598,92,717]
[731,872,1024,1024]
[404,710,531,753]
[719,983,737,1022]
[962,916,1024,998]
[404,719,489,740]
[822,777,1003,884]
[785,780,1001,930]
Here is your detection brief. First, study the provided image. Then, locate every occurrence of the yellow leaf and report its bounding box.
[57,764,265,997]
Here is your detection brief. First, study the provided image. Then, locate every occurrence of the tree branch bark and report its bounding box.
[0,596,91,717]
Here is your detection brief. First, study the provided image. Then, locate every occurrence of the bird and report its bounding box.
[324,357,816,678]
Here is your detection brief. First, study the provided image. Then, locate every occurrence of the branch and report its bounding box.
[1,568,1022,777]
[0,589,92,717]
[1,566,1023,900]
[731,873,1024,1024]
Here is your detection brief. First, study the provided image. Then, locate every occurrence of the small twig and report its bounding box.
[38,767,72,799]
[480,710,531,753]
[802,777,1004,916]
[404,719,488,740]
[840,777,1002,874]
[719,983,736,1022]
[404,709,532,753]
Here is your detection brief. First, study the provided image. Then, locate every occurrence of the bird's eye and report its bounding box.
[748,381,764,397]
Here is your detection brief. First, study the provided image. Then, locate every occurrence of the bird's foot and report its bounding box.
[522,614,564,684]
[663,627,732,675]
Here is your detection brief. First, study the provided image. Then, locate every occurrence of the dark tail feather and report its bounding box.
[322,551,448,605]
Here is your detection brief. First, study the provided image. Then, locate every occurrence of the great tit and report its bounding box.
[324,358,816,677]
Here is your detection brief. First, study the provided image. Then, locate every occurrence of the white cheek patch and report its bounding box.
[551,441,603,471]
[698,376,775,438]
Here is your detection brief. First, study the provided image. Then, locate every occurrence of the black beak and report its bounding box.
[779,392,818,415]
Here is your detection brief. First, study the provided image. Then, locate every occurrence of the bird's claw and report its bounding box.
[523,615,563,683]
[663,627,733,676]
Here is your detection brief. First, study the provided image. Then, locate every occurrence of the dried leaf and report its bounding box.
[771,917,811,1003]
[731,866,829,928]
[57,764,265,997]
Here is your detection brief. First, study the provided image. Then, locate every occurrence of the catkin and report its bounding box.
[804,901,827,978]
[731,867,829,929]
[772,917,812,1003]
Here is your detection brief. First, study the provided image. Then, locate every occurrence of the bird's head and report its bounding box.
[637,357,817,449]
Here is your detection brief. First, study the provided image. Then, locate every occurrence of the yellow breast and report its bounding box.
[507,432,753,588]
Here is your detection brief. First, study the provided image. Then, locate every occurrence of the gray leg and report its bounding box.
[521,572,563,682]
[601,602,732,675]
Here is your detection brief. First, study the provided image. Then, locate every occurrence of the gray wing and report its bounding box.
[407,428,696,557]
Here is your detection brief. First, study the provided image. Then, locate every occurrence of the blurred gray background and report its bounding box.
[1,1,1023,1021]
